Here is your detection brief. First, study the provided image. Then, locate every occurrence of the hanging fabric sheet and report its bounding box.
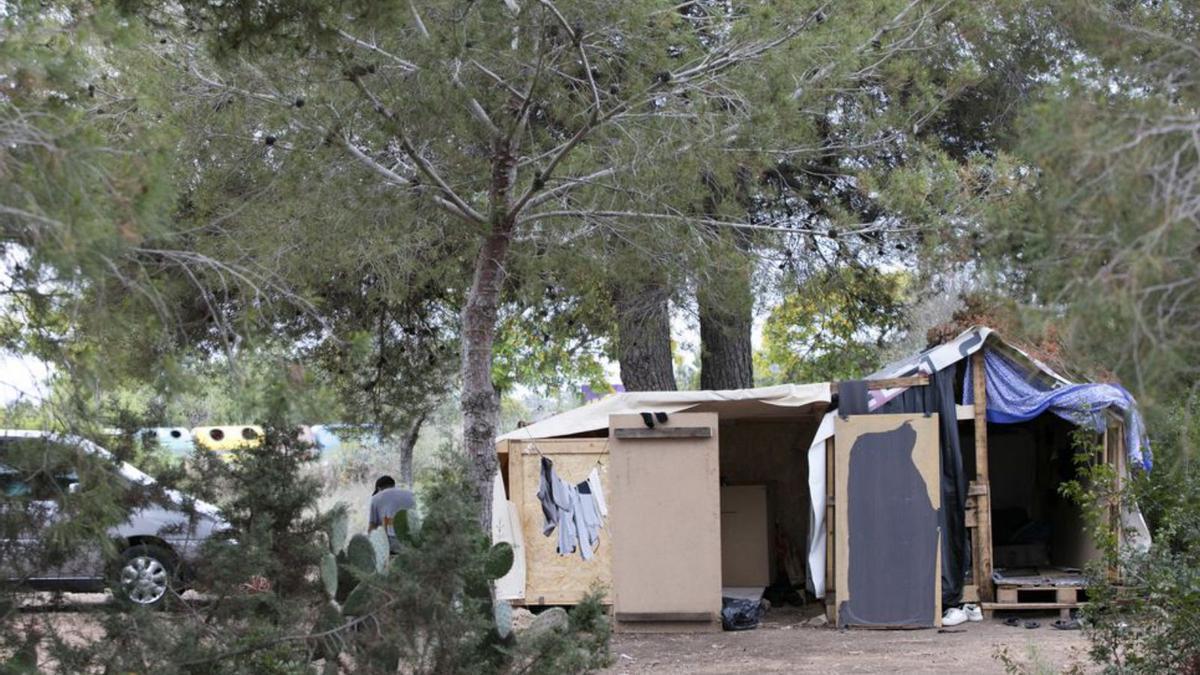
[536,456,607,561]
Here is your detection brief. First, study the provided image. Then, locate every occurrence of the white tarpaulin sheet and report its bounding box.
[498,383,833,441]
[491,472,526,601]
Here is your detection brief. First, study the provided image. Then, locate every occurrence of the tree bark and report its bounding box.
[461,227,512,530]
[398,412,427,488]
[699,168,755,390]
[698,282,754,389]
[614,280,678,391]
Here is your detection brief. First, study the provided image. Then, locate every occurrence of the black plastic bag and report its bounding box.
[720,597,766,631]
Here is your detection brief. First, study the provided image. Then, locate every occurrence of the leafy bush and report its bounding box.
[1062,400,1200,673]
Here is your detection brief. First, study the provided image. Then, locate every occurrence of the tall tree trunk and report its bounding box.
[614,280,677,391]
[461,227,511,530]
[698,282,754,389]
[699,168,755,390]
[398,412,427,488]
[461,136,518,530]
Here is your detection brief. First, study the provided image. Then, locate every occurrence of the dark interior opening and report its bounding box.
[716,417,817,593]
[984,413,1100,571]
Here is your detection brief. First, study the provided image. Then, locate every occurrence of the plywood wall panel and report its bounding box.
[509,439,612,605]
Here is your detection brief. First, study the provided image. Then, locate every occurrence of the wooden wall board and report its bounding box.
[507,438,613,605]
[719,485,770,587]
[609,412,722,630]
[834,414,941,628]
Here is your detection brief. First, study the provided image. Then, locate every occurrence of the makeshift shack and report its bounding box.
[490,327,1151,631]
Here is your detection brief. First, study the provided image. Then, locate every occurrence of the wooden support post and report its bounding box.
[1109,420,1126,582]
[825,436,836,624]
[971,350,995,603]
[1056,588,1076,620]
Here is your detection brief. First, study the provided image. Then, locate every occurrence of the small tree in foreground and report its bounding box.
[0,419,610,673]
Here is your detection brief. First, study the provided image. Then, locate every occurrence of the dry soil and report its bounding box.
[605,607,1093,674]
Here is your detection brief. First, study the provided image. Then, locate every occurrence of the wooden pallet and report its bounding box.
[982,586,1085,619]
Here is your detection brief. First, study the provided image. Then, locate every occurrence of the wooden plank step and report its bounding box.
[982,602,1085,611]
[996,586,1083,605]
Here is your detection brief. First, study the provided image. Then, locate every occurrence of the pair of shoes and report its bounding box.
[943,604,983,627]
[942,607,968,626]
[963,604,983,622]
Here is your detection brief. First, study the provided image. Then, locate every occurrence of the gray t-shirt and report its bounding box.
[369,487,416,545]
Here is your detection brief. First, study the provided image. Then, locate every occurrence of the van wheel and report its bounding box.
[114,544,177,608]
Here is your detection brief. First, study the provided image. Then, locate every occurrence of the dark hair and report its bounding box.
[373,475,396,495]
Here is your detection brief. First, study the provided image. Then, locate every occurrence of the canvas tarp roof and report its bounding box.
[497,383,832,442]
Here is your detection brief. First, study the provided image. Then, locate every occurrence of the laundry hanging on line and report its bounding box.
[537,456,606,561]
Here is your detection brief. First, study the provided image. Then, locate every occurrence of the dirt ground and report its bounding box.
[605,607,1093,674]
[15,596,1093,674]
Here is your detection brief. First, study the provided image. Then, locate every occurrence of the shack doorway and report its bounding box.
[986,413,1101,575]
[715,415,819,600]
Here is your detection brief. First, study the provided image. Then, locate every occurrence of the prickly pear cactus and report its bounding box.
[393,509,411,544]
[335,550,355,603]
[342,583,374,616]
[346,534,377,578]
[312,600,345,664]
[405,508,421,539]
[367,526,389,572]
[329,509,349,553]
[320,552,338,599]
[485,542,514,580]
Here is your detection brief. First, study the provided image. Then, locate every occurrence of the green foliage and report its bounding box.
[981,1,1200,403]
[756,267,910,384]
[1058,398,1200,673]
[311,455,608,673]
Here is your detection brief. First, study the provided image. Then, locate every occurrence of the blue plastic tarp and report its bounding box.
[965,349,1151,471]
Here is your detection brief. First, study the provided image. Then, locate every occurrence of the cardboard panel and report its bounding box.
[609,412,721,628]
[720,485,770,587]
[508,439,612,605]
[835,414,941,628]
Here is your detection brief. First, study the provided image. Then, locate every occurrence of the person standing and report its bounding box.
[368,475,416,551]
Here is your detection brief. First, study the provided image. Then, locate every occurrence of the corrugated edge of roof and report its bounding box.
[867,326,1073,386]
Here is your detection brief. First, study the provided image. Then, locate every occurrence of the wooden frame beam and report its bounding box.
[612,426,713,439]
[825,436,836,624]
[615,612,714,623]
[830,375,929,396]
[971,350,995,603]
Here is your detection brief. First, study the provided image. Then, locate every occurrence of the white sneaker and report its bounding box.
[963,604,983,622]
[942,607,968,626]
